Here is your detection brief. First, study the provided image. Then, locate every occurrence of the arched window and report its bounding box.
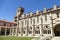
[43,25,51,34]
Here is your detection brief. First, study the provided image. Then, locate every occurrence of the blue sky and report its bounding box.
[0,0,60,21]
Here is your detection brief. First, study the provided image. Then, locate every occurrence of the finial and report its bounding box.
[53,4,57,9]
[43,8,47,13]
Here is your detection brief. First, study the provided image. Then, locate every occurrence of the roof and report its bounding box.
[16,5,60,19]
[0,20,16,24]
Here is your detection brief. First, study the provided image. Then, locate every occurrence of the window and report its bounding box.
[33,19,35,24]
[10,24,12,26]
[37,16,39,23]
[43,26,51,34]
[14,24,17,26]
[29,31,32,34]
[35,31,40,34]
[48,30,51,34]
[30,18,32,24]
[45,15,47,21]
[43,30,47,34]
[22,21,23,27]
[57,13,59,18]
[30,27,32,29]
[4,23,6,26]
[43,30,51,34]
[27,19,29,25]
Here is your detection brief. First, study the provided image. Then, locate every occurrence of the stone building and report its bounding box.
[0,20,17,36]
[14,5,60,37]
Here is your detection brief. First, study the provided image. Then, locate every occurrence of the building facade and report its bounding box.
[0,20,17,36]
[14,5,60,37]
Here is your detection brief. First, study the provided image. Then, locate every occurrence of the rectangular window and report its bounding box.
[33,19,35,24]
[43,30,47,34]
[37,16,39,23]
[30,18,32,24]
[28,19,29,25]
[27,20,29,25]
[45,15,47,21]
[14,24,17,26]
[48,30,51,34]
[35,31,40,34]
[4,23,6,26]
[22,21,23,27]
[29,31,32,34]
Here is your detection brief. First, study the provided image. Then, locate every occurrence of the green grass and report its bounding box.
[0,36,33,40]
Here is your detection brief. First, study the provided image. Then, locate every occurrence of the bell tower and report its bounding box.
[16,7,24,16]
[14,7,24,22]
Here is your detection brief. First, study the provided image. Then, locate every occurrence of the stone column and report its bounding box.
[14,27,15,35]
[5,28,7,36]
[32,26,35,36]
[9,27,11,35]
[11,28,13,36]
[15,27,17,36]
[40,25,43,36]
[10,28,12,35]
[25,27,28,36]
[12,27,14,36]
[32,26,33,36]
[40,14,43,36]
[51,27,54,37]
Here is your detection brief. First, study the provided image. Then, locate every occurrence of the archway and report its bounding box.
[54,24,60,36]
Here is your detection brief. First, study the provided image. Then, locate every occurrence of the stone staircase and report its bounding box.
[51,36,60,40]
[32,36,52,40]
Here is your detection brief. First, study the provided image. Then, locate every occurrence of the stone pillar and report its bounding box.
[32,26,33,36]
[15,27,17,36]
[21,27,23,36]
[11,27,13,35]
[12,27,14,36]
[40,25,43,36]
[25,27,27,36]
[14,27,15,35]
[40,15,43,36]
[51,27,54,37]
[5,28,7,36]
[9,27,11,35]
[32,26,35,36]
[13,28,14,35]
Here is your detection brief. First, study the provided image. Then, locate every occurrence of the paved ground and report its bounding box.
[51,36,60,40]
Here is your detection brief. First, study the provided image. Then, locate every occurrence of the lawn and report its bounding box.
[0,36,33,40]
